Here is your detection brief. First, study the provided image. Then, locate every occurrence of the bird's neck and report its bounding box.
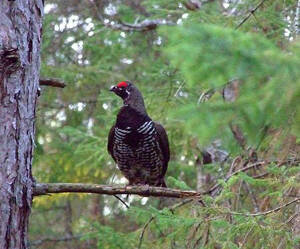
[123,91,147,115]
[116,106,150,130]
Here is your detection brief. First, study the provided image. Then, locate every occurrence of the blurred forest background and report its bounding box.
[30,0,300,248]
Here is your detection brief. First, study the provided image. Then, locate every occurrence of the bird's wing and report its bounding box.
[154,122,170,177]
[107,124,117,162]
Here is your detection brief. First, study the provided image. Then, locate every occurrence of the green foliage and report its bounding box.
[162,22,300,145]
[85,223,137,249]
[167,176,192,190]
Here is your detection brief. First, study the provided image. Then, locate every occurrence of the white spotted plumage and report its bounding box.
[112,120,164,185]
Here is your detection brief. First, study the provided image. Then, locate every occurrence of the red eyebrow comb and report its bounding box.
[117,81,128,88]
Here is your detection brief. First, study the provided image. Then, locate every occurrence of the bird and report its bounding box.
[108,81,170,187]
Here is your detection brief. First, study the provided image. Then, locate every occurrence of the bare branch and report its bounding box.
[39,78,66,88]
[102,19,175,32]
[226,197,300,217]
[138,216,155,249]
[33,183,201,199]
[203,161,268,195]
[169,198,194,212]
[90,0,175,32]
[30,234,83,247]
[236,0,267,29]
[243,182,259,212]
[113,195,130,209]
[239,224,255,248]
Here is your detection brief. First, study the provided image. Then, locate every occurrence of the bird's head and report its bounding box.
[110,81,132,100]
[110,81,147,113]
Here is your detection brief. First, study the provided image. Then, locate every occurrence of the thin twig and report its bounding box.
[90,0,174,32]
[203,161,268,195]
[30,234,83,246]
[138,216,155,249]
[239,224,255,249]
[225,197,300,217]
[243,182,260,212]
[236,0,267,29]
[187,222,202,249]
[169,198,194,212]
[284,213,300,225]
[113,195,129,209]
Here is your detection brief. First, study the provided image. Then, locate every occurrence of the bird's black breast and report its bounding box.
[115,107,153,150]
[116,106,151,130]
[112,107,165,185]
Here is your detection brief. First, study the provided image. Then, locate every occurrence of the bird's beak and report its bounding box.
[110,85,116,92]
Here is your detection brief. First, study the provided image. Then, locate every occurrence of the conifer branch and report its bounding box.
[33,183,201,198]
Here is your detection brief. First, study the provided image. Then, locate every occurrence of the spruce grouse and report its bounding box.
[108,81,170,187]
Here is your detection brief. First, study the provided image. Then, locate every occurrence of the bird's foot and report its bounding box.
[139,184,150,197]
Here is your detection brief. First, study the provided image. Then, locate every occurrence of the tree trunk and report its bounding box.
[0,1,43,248]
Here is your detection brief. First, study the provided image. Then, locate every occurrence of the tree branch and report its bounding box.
[90,0,175,32]
[30,234,83,247]
[138,216,155,249]
[203,161,268,195]
[33,183,201,199]
[113,195,130,209]
[226,197,300,217]
[105,19,175,32]
[39,78,66,88]
[236,0,267,29]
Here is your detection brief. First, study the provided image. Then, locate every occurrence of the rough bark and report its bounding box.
[0,1,43,249]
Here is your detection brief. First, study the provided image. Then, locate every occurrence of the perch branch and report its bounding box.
[33,183,201,199]
[39,78,66,88]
